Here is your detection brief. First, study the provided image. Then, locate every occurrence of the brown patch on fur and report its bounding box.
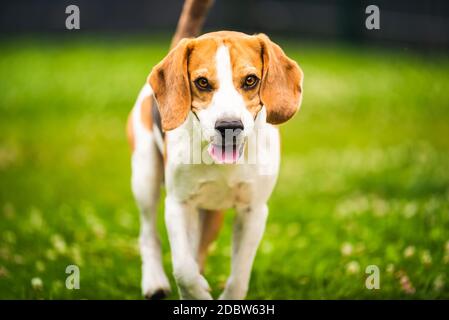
[257,33,303,124]
[126,112,135,152]
[198,209,225,273]
[188,38,218,112]
[226,35,264,117]
[140,95,154,132]
[149,39,193,131]
[126,96,155,152]
[163,136,168,166]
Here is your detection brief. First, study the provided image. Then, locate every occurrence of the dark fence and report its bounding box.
[1,0,448,49]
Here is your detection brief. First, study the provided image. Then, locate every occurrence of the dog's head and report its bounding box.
[149,31,303,163]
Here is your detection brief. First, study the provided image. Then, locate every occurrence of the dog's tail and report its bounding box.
[170,0,214,49]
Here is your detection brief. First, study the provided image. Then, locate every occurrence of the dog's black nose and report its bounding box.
[214,119,244,138]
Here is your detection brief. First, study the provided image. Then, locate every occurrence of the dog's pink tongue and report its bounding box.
[210,145,238,164]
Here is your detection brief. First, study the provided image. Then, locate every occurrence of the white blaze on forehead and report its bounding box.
[215,45,234,91]
[213,45,243,108]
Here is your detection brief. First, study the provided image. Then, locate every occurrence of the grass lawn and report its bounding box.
[0,35,449,299]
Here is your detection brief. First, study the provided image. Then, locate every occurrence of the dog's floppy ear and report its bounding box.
[257,33,303,124]
[148,38,193,131]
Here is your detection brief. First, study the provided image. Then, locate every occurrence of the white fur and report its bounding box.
[131,45,280,300]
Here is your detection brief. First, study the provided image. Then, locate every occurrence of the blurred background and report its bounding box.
[0,0,448,299]
[1,0,449,49]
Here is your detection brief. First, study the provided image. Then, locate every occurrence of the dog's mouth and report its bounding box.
[208,142,245,164]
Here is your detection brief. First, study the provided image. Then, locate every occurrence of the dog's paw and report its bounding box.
[142,266,171,300]
[144,287,171,300]
[178,274,213,300]
[218,280,247,300]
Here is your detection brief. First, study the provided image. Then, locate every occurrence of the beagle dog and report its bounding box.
[127,31,303,300]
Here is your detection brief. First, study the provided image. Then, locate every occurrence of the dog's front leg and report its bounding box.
[219,204,269,300]
[165,196,213,300]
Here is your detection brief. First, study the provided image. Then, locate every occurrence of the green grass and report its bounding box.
[1,35,449,299]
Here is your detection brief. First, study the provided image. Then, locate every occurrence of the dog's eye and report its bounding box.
[243,75,258,89]
[195,77,211,91]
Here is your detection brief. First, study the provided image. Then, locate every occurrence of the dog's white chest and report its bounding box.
[167,164,255,210]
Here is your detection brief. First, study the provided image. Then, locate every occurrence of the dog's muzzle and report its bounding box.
[208,119,245,164]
